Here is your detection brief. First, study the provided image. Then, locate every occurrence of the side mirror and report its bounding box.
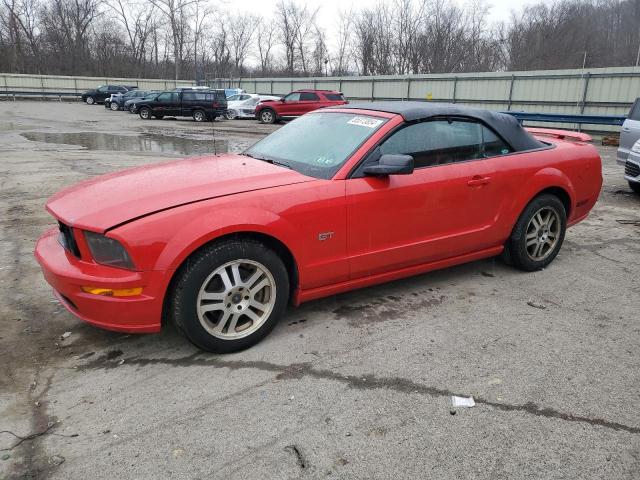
[363,154,414,177]
[280,97,286,102]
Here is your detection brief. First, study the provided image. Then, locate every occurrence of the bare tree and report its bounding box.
[228,12,257,76]
[106,0,156,76]
[149,0,199,80]
[333,9,353,75]
[255,18,275,75]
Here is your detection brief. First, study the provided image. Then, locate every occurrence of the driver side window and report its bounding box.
[379,119,511,168]
[284,92,301,102]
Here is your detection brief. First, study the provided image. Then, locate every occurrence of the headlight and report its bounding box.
[631,140,640,154]
[84,231,135,269]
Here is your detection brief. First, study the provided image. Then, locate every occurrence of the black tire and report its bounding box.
[507,194,567,271]
[86,96,95,105]
[170,239,289,353]
[139,107,152,120]
[629,181,640,194]
[259,108,277,124]
[193,109,207,122]
[128,104,136,113]
[110,101,119,111]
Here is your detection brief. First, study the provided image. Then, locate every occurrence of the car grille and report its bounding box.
[625,161,640,178]
[58,221,81,257]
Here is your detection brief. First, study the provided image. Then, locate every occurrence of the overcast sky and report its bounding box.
[232,0,549,52]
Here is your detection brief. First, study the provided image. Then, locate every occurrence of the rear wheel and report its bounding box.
[86,96,95,105]
[259,108,276,124]
[629,181,640,194]
[193,109,207,122]
[139,107,152,120]
[507,194,567,271]
[110,101,119,111]
[171,239,289,353]
[128,104,136,113]
[224,110,237,120]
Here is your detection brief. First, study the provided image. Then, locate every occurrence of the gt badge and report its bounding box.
[318,232,334,241]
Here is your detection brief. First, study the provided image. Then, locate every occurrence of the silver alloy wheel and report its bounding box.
[261,110,274,123]
[110,101,119,111]
[86,96,95,105]
[225,110,237,120]
[193,110,205,122]
[525,206,561,261]
[196,259,276,340]
[140,108,151,119]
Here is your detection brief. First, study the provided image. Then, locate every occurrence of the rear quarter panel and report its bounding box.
[491,138,601,241]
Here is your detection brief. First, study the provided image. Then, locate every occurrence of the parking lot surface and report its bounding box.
[1,101,639,479]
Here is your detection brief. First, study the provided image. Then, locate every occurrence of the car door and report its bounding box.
[346,118,511,279]
[181,91,196,116]
[95,86,109,101]
[280,92,302,116]
[618,99,640,164]
[153,92,180,116]
[298,92,320,114]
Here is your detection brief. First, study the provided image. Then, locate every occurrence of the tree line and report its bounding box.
[1,0,639,81]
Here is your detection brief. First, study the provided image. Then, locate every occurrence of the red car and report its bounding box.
[35,102,602,352]
[255,89,347,124]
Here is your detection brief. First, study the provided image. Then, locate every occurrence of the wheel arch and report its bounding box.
[161,230,299,326]
[527,185,572,219]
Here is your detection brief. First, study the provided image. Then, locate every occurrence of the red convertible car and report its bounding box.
[35,102,602,352]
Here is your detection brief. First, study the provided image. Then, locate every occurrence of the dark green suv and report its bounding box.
[136,89,228,122]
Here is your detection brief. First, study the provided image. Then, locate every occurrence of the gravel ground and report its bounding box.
[0,101,639,480]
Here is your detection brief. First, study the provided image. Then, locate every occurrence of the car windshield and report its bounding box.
[243,112,387,179]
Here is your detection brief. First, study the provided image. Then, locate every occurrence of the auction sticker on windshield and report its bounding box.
[347,116,384,128]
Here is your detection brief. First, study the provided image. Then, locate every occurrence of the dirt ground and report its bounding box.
[0,101,639,480]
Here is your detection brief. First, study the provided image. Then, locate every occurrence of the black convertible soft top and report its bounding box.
[334,101,544,152]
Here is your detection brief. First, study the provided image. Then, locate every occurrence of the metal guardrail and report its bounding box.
[503,111,627,126]
[0,90,81,100]
[0,88,628,129]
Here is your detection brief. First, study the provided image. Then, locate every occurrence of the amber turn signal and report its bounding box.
[81,287,143,297]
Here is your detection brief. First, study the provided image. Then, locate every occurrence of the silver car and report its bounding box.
[618,98,640,193]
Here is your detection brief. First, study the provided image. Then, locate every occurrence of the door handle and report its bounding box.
[467,175,491,187]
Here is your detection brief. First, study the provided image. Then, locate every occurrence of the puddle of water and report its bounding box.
[20,131,252,156]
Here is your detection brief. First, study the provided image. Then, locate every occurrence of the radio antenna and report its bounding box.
[212,112,217,155]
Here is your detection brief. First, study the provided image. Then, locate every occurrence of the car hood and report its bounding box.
[47,154,316,232]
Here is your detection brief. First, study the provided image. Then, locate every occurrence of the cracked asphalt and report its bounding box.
[1,101,639,479]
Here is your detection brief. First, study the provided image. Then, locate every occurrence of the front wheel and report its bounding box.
[86,96,95,105]
[259,109,276,124]
[139,107,152,120]
[128,104,136,113]
[507,194,567,271]
[224,110,237,120]
[110,102,119,111]
[193,109,207,122]
[629,181,640,194]
[171,240,289,353]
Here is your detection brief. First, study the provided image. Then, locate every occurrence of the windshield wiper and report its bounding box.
[243,152,292,170]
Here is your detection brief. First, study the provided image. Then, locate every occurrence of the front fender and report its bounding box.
[111,202,302,275]
[157,207,300,273]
